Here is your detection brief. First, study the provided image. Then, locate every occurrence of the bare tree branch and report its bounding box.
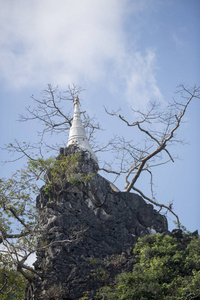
[104,85,200,221]
[132,185,180,225]
[3,84,107,163]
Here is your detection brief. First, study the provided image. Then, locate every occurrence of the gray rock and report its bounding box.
[25,147,168,300]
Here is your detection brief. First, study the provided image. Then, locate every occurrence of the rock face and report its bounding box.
[26,146,168,300]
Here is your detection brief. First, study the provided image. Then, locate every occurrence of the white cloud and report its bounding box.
[0,0,162,108]
[0,0,125,88]
[123,50,164,110]
[172,27,187,49]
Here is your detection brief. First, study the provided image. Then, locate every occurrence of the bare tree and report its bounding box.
[2,84,199,226]
[101,85,200,224]
[4,84,102,162]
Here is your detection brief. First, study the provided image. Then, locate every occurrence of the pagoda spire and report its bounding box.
[67,96,98,162]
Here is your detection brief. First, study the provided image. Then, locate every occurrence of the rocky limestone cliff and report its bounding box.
[25,146,168,300]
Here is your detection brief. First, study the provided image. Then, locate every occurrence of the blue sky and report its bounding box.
[0,0,199,232]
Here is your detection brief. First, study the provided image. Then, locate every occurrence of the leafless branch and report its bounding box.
[105,85,200,221]
[132,185,180,225]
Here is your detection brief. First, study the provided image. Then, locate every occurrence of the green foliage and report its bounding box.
[98,234,200,299]
[173,220,192,235]
[28,154,94,196]
[0,162,42,297]
[80,290,91,299]
[0,152,93,296]
[0,166,40,260]
[94,267,110,284]
[0,256,26,299]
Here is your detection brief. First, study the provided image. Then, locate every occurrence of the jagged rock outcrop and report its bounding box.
[25,146,168,300]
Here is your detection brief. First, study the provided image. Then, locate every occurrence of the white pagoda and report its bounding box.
[67,96,98,163]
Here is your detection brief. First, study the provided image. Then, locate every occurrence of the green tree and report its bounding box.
[0,255,27,299]
[98,234,200,299]
[0,153,90,298]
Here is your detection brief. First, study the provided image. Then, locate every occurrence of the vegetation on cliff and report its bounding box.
[0,153,90,298]
[97,233,200,300]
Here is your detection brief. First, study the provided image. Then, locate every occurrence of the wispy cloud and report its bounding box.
[123,50,164,109]
[172,27,187,49]
[0,0,162,107]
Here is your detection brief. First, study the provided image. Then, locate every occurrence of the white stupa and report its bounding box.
[67,96,98,163]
